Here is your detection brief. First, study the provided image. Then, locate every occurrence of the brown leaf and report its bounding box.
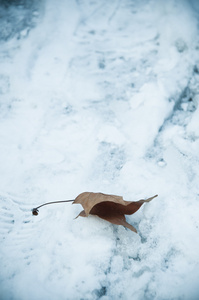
[73,192,158,232]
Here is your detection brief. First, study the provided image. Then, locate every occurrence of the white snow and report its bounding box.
[0,0,199,299]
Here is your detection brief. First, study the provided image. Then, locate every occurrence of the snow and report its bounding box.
[0,0,199,299]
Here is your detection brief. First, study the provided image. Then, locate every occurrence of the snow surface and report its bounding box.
[0,0,199,299]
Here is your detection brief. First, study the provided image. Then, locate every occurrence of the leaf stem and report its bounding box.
[32,199,74,215]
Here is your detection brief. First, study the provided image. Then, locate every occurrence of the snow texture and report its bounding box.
[0,0,199,299]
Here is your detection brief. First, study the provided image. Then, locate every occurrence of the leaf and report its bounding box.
[73,192,158,232]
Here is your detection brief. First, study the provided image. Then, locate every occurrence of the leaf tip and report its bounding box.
[145,194,158,202]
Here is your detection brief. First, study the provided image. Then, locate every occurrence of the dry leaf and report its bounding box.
[73,192,158,232]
